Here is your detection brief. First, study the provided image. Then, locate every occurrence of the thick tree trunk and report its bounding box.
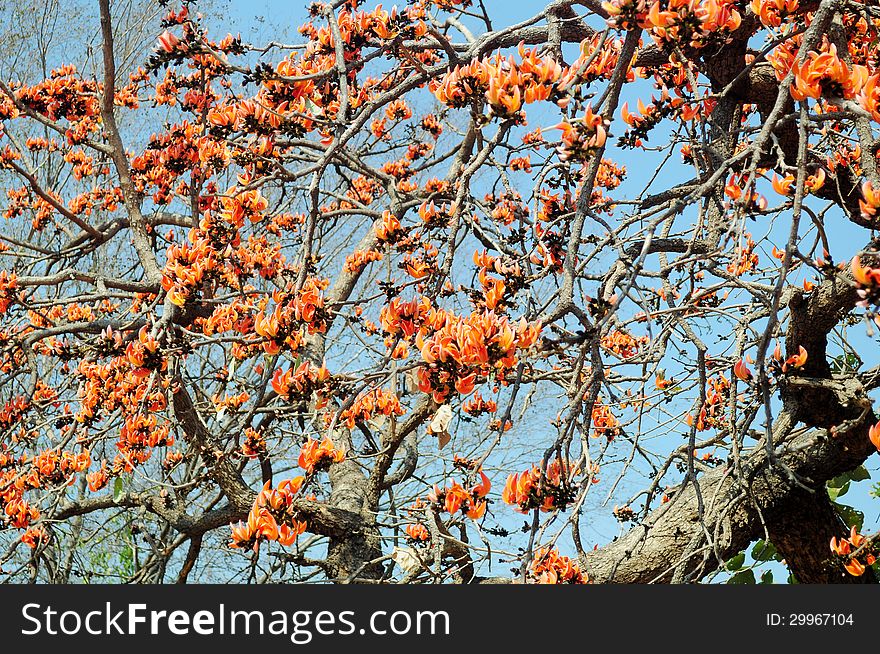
[582,412,877,583]
[767,488,876,584]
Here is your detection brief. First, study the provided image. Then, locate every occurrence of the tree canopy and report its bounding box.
[1,0,879,584]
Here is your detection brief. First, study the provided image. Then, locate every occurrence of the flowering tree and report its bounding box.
[1,0,880,584]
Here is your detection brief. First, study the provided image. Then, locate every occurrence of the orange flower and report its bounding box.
[429,468,492,520]
[0,270,17,314]
[830,526,875,577]
[784,345,808,370]
[87,463,109,492]
[733,359,752,382]
[502,459,579,513]
[868,421,880,453]
[851,255,880,287]
[405,523,430,543]
[375,211,403,242]
[858,74,880,123]
[454,373,476,396]
[297,436,345,474]
[859,181,880,222]
[844,558,866,577]
[771,173,794,196]
[750,0,799,28]
[554,105,607,162]
[790,44,868,102]
[156,30,180,53]
[529,547,588,584]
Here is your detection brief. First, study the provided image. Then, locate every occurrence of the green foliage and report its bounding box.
[827,465,870,530]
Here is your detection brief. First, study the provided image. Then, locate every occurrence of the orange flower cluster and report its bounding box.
[87,463,109,492]
[787,44,869,102]
[771,343,808,374]
[485,192,528,227]
[132,122,203,205]
[375,211,404,243]
[724,173,767,212]
[502,459,579,513]
[1,488,40,530]
[428,469,491,520]
[770,169,826,196]
[604,0,741,49]
[217,186,269,227]
[592,401,620,440]
[869,421,880,453]
[601,329,647,359]
[620,91,712,148]
[230,478,308,552]
[125,326,166,378]
[553,105,608,162]
[117,413,173,469]
[859,181,880,223]
[27,449,90,488]
[344,248,384,273]
[416,310,540,403]
[559,33,622,90]
[851,254,880,309]
[271,360,332,407]
[162,235,217,307]
[473,249,523,312]
[254,280,330,354]
[380,296,432,340]
[15,64,102,142]
[687,374,730,431]
[432,43,564,117]
[462,392,497,417]
[297,436,345,475]
[405,523,430,543]
[529,192,574,270]
[21,526,49,549]
[334,388,404,430]
[529,547,589,584]
[859,75,880,123]
[0,271,17,314]
[830,526,876,577]
[76,344,169,429]
[727,233,759,276]
[236,235,286,280]
[750,0,799,28]
[305,4,428,54]
[0,396,30,434]
[212,391,250,412]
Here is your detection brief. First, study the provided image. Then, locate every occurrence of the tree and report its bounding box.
[0,0,879,584]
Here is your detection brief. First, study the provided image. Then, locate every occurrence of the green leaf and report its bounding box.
[751,540,778,562]
[728,569,755,584]
[831,353,862,375]
[848,465,871,482]
[113,477,124,503]
[833,502,864,532]
[828,480,850,501]
[725,552,745,571]
[760,570,774,584]
[828,472,848,489]
[828,465,871,497]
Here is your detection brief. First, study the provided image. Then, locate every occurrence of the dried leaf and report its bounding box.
[391,546,422,573]
[428,404,453,434]
[437,430,451,449]
[405,369,421,394]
